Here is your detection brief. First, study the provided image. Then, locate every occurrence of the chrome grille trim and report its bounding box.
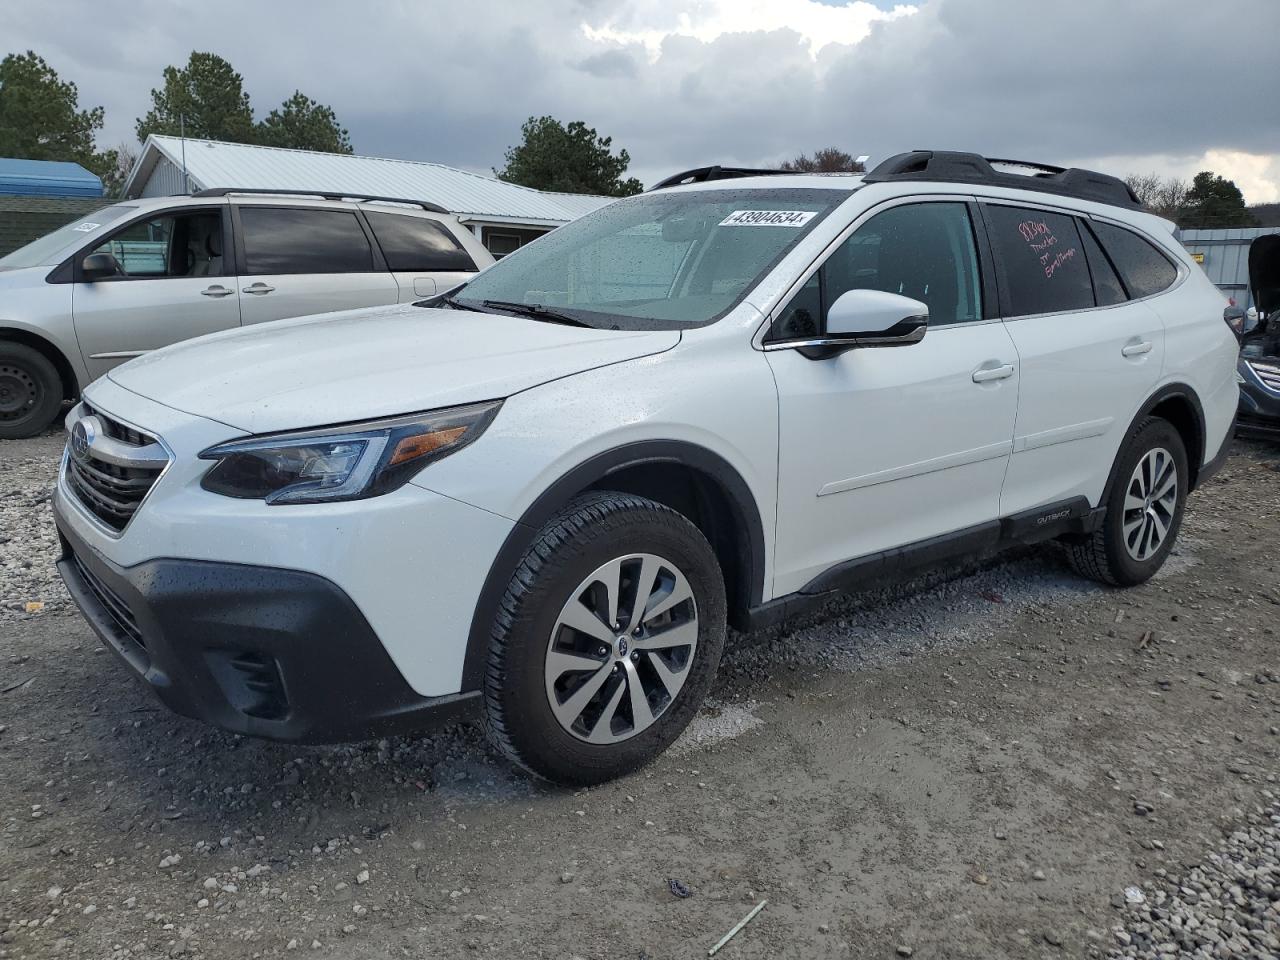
[1247,360,1280,394]
[62,402,173,536]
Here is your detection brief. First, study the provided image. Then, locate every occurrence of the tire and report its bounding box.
[1067,417,1189,586]
[483,491,727,786]
[0,343,64,440]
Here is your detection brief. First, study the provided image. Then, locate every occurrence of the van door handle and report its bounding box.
[1122,339,1153,358]
[972,362,1015,383]
[201,284,234,298]
[242,282,276,295]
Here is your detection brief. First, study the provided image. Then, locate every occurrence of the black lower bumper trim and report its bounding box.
[56,519,478,743]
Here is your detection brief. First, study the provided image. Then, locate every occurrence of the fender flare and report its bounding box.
[459,439,767,691]
[1100,382,1208,508]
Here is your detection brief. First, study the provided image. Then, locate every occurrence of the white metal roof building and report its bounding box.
[122,135,615,257]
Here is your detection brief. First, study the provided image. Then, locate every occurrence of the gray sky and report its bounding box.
[8,0,1279,201]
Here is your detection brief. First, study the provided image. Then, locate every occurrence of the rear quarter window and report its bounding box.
[984,205,1094,316]
[1089,221,1178,299]
[365,212,477,272]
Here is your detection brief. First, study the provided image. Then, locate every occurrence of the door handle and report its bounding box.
[972,362,1015,383]
[201,285,234,298]
[242,283,276,295]
[1121,339,1153,358]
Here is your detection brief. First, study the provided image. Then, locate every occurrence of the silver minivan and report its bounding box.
[0,189,494,438]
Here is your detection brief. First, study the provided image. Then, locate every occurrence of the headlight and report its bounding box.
[199,401,501,504]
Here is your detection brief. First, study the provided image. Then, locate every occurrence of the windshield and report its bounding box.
[0,204,137,271]
[447,188,852,330]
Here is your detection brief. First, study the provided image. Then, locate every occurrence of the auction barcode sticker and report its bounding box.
[719,210,816,227]
[71,222,102,232]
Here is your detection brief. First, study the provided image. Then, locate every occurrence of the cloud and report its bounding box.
[3,0,1276,202]
[580,0,917,60]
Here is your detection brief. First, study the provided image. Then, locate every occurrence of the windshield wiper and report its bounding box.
[480,299,594,328]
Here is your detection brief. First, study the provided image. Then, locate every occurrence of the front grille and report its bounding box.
[1247,360,1280,394]
[71,551,145,651]
[64,402,168,533]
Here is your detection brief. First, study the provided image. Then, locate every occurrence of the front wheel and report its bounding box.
[0,343,64,440]
[482,492,727,785]
[1067,416,1188,586]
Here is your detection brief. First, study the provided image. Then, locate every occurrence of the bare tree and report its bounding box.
[98,141,139,197]
[1124,173,1190,220]
[781,147,865,173]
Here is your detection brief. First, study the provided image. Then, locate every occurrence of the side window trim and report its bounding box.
[64,203,231,283]
[759,194,992,347]
[1077,217,1131,303]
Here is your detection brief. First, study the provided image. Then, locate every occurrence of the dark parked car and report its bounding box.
[1236,233,1280,439]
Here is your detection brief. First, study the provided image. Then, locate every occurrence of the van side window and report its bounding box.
[984,205,1094,316]
[239,208,375,275]
[365,212,477,272]
[769,202,981,339]
[1078,221,1127,306]
[91,212,225,279]
[1089,221,1178,299]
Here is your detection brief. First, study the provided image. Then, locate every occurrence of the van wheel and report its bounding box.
[483,491,726,785]
[1067,417,1188,586]
[0,343,64,440]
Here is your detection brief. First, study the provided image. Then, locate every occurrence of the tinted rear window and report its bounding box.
[240,208,374,274]
[985,205,1094,316]
[366,212,477,272]
[1090,221,1178,299]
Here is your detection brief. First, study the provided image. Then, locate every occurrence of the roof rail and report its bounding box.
[863,151,1141,210]
[649,166,801,191]
[191,187,450,215]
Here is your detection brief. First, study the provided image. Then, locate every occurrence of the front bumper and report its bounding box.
[56,518,480,742]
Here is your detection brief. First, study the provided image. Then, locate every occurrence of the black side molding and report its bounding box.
[743,496,1096,633]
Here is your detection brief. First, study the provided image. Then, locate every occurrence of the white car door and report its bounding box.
[981,203,1167,517]
[71,206,241,381]
[232,205,399,325]
[766,199,1020,596]
[361,209,489,301]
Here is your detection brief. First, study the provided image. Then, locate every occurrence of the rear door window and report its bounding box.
[239,207,375,274]
[365,212,477,272]
[1090,221,1178,299]
[984,205,1094,316]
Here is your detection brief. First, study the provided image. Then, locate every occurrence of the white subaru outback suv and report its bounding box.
[0,188,492,438]
[52,151,1238,785]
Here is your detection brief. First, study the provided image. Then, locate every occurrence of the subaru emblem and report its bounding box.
[71,418,94,461]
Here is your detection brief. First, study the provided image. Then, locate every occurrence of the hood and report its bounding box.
[108,303,679,434]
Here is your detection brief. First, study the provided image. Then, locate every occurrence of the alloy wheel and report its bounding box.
[544,553,699,744]
[1122,446,1178,562]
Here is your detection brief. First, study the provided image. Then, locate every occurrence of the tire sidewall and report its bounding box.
[1103,419,1188,585]
[491,496,727,784]
[0,344,62,440]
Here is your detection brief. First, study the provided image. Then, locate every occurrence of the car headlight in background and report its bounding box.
[199,401,501,504]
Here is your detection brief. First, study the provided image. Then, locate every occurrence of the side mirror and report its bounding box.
[81,252,121,282]
[798,289,928,360]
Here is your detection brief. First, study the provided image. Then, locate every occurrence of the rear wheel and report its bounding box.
[0,343,63,440]
[1067,417,1188,586]
[483,491,726,785]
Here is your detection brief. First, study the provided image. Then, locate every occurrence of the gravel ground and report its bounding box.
[2,425,1279,960]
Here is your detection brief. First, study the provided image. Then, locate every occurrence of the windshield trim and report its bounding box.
[439,186,858,332]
